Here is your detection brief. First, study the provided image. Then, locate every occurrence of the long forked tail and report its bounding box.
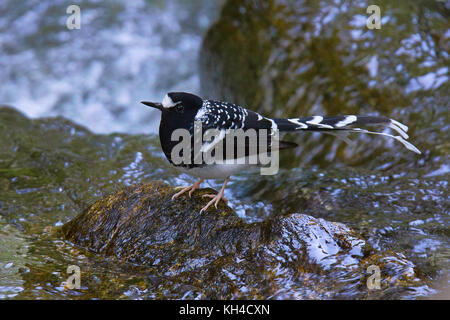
[273,115,421,154]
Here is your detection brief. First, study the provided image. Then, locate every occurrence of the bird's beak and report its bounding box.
[141,101,163,111]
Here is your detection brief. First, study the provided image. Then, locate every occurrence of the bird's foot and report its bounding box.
[200,191,228,213]
[172,179,203,200]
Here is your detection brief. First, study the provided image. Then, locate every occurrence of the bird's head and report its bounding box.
[141,92,203,118]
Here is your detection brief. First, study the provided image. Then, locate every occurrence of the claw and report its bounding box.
[171,179,203,200]
[199,195,219,213]
[202,194,228,204]
[199,177,230,213]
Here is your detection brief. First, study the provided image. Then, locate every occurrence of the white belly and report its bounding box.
[178,162,254,180]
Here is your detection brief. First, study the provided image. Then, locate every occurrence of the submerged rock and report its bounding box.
[61,181,430,299]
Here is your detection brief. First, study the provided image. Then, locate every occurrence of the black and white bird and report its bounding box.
[142,92,420,212]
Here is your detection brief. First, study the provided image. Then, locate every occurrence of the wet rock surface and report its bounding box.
[61,181,432,299]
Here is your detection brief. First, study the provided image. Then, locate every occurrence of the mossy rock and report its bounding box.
[61,181,251,266]
[60,181,429,298]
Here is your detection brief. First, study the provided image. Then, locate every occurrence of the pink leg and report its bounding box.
[172,179,203,200]
[200,177,230,213]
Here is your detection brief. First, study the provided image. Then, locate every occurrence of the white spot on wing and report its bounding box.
[265,117,278,131]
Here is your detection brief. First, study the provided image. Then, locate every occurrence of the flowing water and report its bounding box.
[0,0,222,134]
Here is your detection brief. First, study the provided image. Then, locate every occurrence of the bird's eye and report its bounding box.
[175,103,184,113]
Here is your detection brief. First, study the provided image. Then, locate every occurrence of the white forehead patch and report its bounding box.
[162,94,177,108]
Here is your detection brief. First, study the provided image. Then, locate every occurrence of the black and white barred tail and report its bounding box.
[273,115,421,154]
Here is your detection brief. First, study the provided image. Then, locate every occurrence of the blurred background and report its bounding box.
[0,0,448,300]
[0,0,223,134]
